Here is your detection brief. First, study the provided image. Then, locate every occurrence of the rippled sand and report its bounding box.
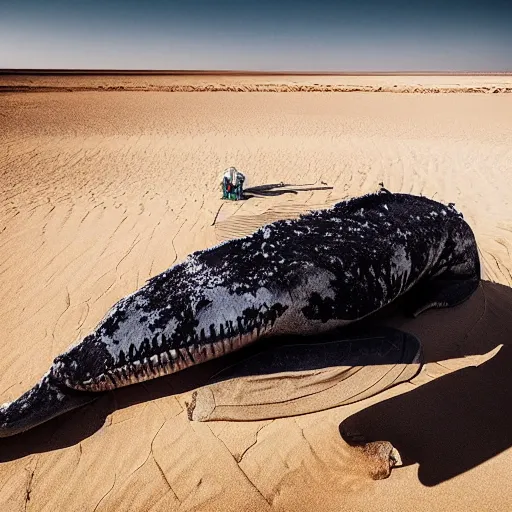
[0,87,511,511]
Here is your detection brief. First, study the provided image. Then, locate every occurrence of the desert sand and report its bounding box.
[1,73,512,93]
[0,81,511,511]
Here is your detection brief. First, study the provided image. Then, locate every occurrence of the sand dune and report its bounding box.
[1,73,512,93]
[0,87,511,511]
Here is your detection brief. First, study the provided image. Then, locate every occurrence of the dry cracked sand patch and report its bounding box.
[0,91,511,511]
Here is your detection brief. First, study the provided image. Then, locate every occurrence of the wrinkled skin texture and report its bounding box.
[0,191,480,437]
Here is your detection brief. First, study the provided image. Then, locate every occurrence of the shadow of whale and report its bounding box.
[339,280,512,486]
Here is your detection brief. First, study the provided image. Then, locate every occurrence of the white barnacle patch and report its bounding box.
[0,401,12,412]
[390,245,412,289]
[378,277,388,297]
[262,227,272,239]
[184,256,205,276]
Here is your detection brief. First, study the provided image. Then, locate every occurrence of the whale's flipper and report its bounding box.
[0,373,100,438]
[187,327,423,422]
[406,277,480,318]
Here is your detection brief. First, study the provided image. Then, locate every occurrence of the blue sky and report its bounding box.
[0,0,510,70]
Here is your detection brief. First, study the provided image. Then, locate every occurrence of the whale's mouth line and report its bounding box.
[66,330,262,392]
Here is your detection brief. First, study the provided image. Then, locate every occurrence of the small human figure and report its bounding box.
[378,182,391,194]
[221,167,246,200]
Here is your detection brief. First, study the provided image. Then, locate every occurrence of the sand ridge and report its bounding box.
[1,74,512,93]
[0,87,511,511]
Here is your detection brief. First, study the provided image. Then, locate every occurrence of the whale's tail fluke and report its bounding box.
[0,372,99,438]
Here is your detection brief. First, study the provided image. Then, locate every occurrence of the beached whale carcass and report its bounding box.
[0,190,480,437]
